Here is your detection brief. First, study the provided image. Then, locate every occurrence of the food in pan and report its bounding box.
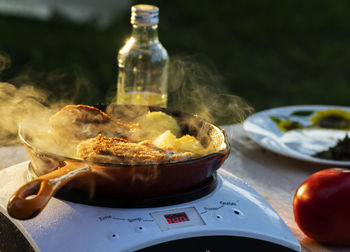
[153,130,211,157]
[43,104,212,164]
[48,105,137,155]
[49,104,136,142]
[77,134,193,164]
[136,111,182,140]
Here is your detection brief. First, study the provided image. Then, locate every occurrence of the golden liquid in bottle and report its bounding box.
[117,91,167,108]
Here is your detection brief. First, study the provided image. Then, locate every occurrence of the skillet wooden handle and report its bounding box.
[7,162,91,220]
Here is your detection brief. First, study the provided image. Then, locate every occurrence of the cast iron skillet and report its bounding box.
[7,105,230,220]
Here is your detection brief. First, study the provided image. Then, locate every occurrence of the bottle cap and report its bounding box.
[131,4,159,26]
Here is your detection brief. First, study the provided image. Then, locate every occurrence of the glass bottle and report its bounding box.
[116,4,169,107]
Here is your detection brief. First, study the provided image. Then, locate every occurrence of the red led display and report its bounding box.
[165,212,190,224]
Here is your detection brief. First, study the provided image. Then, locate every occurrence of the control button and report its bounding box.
[232,208,245,218]
[107,232,119,240]
[135,226,145,233]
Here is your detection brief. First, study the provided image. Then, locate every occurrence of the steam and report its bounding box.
[0,53,253,148]
[10,67,97,105]
[0,51,11,73]
[0,51,98,146]
[0,82,67,145]
[168,56,254,125]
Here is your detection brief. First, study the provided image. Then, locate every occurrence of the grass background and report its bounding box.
[1,0,350,123]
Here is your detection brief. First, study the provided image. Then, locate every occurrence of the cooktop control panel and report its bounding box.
[150,207,205,231]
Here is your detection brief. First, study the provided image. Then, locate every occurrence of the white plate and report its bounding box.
[243,105,350,166]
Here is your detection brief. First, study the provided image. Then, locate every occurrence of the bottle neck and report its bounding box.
[131,25,159,43]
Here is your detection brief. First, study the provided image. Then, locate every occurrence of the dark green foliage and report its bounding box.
[1,0,350,122]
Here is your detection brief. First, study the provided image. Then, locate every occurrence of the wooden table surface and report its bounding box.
[1,124,350,252]
[222,124,350,252]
